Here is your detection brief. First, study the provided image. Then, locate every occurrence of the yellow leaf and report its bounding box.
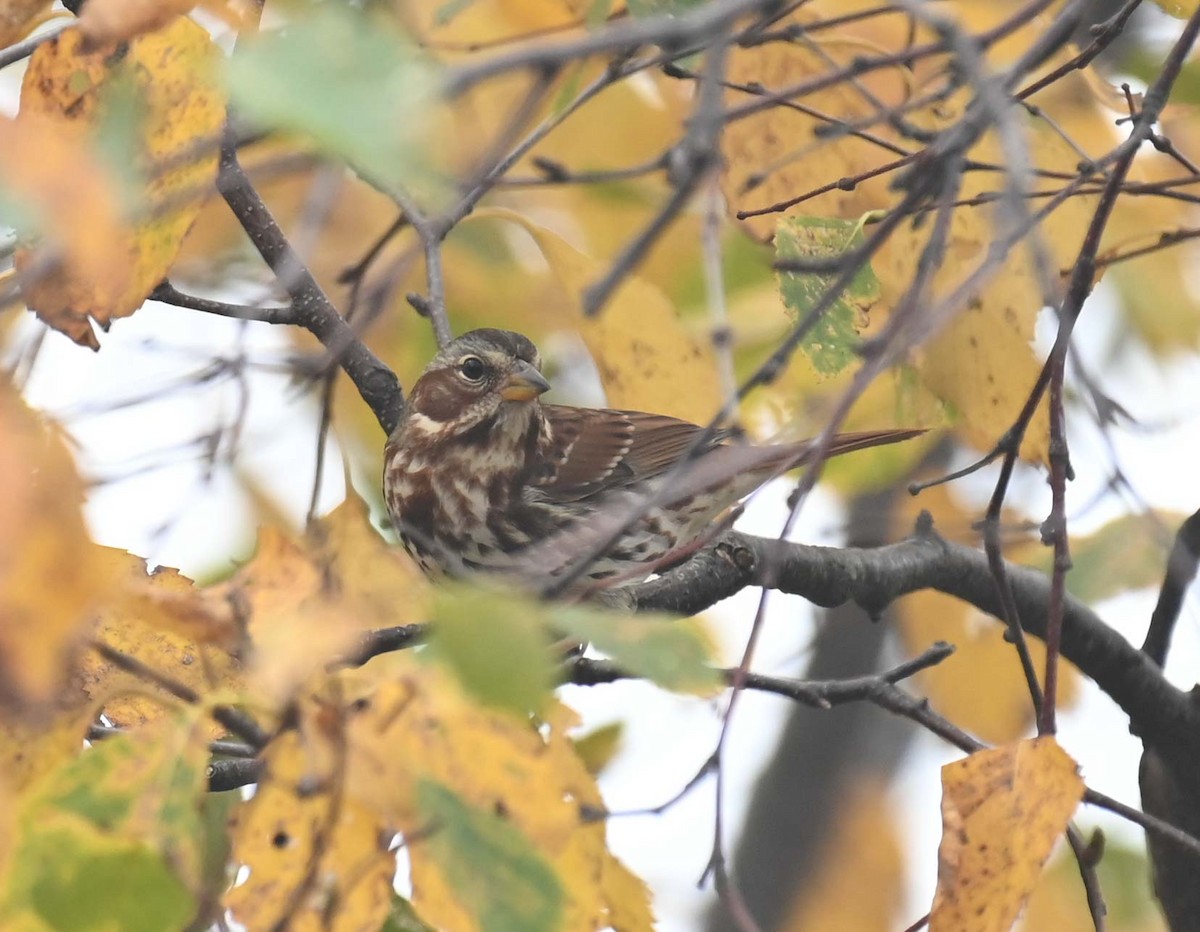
[718,4,1153,462]
[0,114,130,349]
[77,0,197,45]
[0,384,114,714]
[345,665,652,930]
[81,548,243,730]
[0,706,96,793]
[473,207,723,423]
[931,737,1084,932]
[911,287,1050,463]
[0,0,52,46]
[1149,0,1199,17]
[402,0,600,46]
[16,20,225,348]
[78,0,252,46]
[217,489,430,709]
[225,726,396,932]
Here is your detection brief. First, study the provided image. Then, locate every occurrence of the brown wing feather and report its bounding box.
[538,406,726,501]
[538,405,923,504]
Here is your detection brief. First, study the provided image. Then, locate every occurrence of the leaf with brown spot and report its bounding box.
[225,721,396,932]
[931,738,1083,932]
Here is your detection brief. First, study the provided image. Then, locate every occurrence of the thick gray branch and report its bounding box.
[632,518,1200,769]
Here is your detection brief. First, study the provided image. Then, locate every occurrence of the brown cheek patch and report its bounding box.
[412,371,465,422]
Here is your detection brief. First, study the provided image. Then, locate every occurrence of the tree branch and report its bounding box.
[216,134,405,435]
[630,520,1200,769]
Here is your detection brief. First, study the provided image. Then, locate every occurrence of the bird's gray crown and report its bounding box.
[432,329,541,370]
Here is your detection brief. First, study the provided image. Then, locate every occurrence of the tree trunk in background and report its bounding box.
[704,479,923,932]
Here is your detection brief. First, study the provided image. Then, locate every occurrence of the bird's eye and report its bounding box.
[458,356,486,382]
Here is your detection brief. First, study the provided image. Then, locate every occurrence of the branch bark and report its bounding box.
[632,518,1200,772]
[216,137,405,434]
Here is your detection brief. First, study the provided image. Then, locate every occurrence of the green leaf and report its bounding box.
[93,74,149,207]
[627,0,710,15]
[1030,512,1178,604]
[553,608,721,693]
[225,5,436,193]
[3,813,195,932]
[1040,833,1161,926]
[586,0,615,26]
[775,215,880,376]
[417,781,563,932]
[193,791,237,927]
[0,711,210,930]
[381,893,437,932]
[430,585,555,715]
[572,721,624,775]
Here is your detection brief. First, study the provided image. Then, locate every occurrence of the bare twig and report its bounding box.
[215,132,405,434]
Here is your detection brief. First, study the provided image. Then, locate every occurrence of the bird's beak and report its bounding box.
[500,361,551,402]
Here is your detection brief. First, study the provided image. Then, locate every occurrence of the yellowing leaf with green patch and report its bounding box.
[775,215,879,376]
[0,383,114,714]
[725,282,936,493]
[417,781,564,932]
[16,20,224,348]
[719,8,1137,462]
[383,894,438,932]
[345,665,652,931]
[0,811,196,932]
[931,738,1084,932]
[225,726,396,932]
[474,207,723,423]
[0,710,211,931]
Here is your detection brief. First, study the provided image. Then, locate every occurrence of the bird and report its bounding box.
[383,328,923,599]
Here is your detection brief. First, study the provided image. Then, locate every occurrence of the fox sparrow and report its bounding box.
[383,329,922,596]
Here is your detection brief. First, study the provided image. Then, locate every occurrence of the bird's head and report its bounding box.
[403,329,551,438]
